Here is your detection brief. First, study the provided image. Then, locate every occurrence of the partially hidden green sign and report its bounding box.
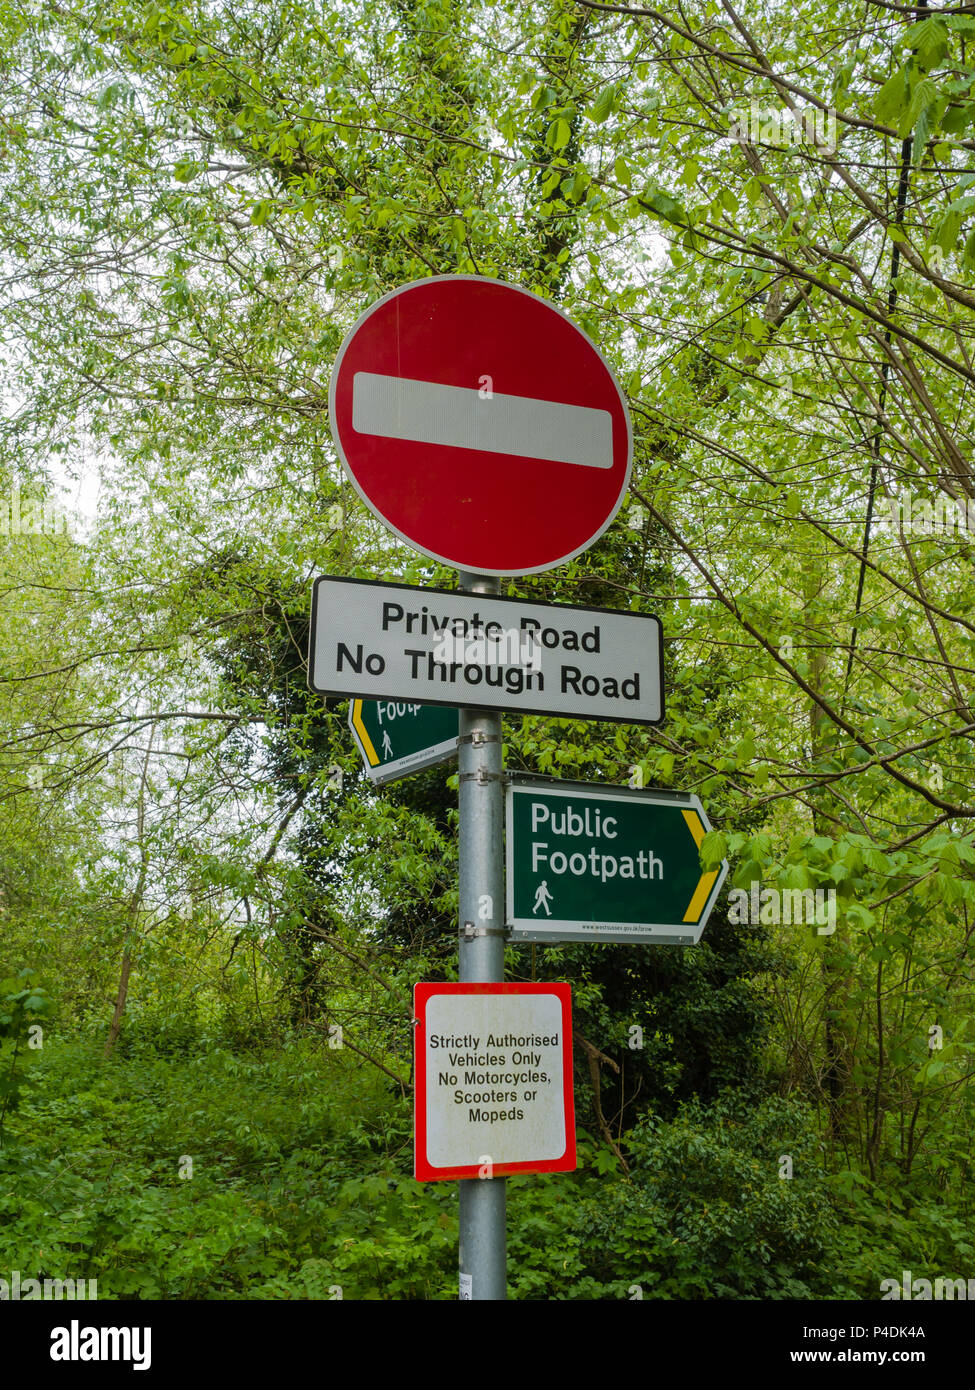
[349,698,458,785]
[505,779,729,944]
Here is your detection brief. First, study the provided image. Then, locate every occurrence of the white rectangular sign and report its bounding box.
[308,577,663,725]
[414,983,576,1181]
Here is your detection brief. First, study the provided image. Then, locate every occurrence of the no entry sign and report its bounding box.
[329,276,632,576]
[414,982,576,1182]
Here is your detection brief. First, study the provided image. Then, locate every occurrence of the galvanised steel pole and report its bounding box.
[457,570,506,1301]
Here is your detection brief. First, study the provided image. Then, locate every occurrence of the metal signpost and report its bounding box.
[312,274,729,1300]
[455,570,507,1300]
[348,698,458,785]
[506,779,729,945]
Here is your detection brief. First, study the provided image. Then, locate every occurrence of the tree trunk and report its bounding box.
[103,946,134,1059]
[103,725,154,1059]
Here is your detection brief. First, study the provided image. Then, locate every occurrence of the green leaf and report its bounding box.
[963,228,975,271]
[700,829,728,866]
[903,76,938,137]
[935,208,963,255]
[942,103,975,134]
[901,17,949,71]
[875,68,909,125]
[548,118,572,151]
[640,189,687,226]
[590,84,617,124]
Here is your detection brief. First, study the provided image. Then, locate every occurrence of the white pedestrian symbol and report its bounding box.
[382,730,393,758]
[533,880,553,916]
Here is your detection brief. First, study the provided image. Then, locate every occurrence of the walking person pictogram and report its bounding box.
[382,730,393,758]
[533,880,553,916]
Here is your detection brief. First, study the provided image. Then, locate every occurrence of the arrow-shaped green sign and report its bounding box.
[349,698,458,785]
[505,778,729,944]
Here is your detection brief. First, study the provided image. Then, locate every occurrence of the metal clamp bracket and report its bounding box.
[458,732,502,748]
[458,768,506,784]
[461,921,509,940]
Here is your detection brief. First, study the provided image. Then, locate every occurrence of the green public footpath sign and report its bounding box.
[349,698,458,785]
[505,778,729,944]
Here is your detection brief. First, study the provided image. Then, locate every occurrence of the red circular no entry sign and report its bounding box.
[328,276,632,576]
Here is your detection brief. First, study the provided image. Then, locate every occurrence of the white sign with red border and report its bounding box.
[414,982,576,1182]
[329,275,632,577]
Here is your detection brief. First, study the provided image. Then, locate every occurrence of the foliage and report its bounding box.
[3,1044,966,1300]
[0,0,973,1299]
[0,970,51,1146]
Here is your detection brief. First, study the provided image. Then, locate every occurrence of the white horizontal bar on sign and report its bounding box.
[351,372,613,469]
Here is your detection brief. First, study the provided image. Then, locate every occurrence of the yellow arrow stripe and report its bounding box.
[351,700,380,767]
[681,808,719,923]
